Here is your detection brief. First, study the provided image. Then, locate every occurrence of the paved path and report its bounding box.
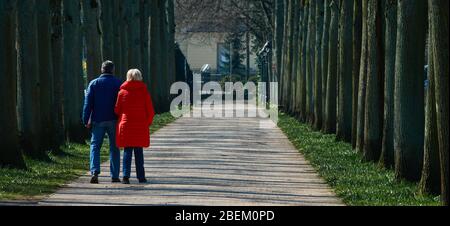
[40,103,343,206]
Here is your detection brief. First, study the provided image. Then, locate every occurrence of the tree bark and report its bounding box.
[380,0,397,168]
[363,0,384,162]
[82,0,102,82]
[159,0,170,113]
[336,0,353,142]
[128,0,142,70]
[283,0,294,113]
[280,0,289,107]
[321,0,331,131]
[112,0,122,76]
[150,0,162,113]
[419,34,441,196]
[167,0,176,97]
[100,0,114,60]
[37,0,55,152]
[356,0,368,153]
[289,0,300,114]
[305,0,316,124]
[17,0,43,156]
[298,1,309,122]
[140,0,151,87]
[313,0,324,130]
[394,0,426,182]
[50,0,66,150]
[119,1,129,80]
[63,0,86,143]
[294,3,304,117]
[0,0,26,168]
[351,0,362,148]
[323,0,339,134]
[429,0,449,206]
[275,0,285,86]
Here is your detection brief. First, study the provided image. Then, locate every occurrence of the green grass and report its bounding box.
[0,112,177,201]
[278,112,441,206]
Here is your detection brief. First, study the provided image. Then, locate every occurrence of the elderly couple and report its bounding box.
[82,61,155,185]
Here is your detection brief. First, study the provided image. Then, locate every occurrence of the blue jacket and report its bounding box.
[82,74,122,125]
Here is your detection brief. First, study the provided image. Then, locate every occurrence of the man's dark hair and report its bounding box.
[102,61,115,74]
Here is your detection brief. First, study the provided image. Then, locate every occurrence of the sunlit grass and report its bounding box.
[278,112,440,206]
[0,112,177,201]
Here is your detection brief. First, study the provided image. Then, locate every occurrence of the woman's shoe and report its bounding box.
[138,178,148,184]
[122,178,130,184]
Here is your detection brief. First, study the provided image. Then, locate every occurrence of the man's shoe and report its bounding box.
[122,178,130,184]
[139,178,148,184]
[90,175,99,184]
[112,178,121,183]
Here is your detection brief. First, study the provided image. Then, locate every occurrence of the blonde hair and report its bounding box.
[126,69,143,81]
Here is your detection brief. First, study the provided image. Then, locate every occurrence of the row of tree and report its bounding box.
[0,0,177,169]
[274,0,448,205]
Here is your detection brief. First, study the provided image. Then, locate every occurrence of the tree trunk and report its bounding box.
[100,0,114,60]
[394,0,426,182]
[298,1,309,122]
[288,0,300,114]
[275,0,285,86]
[63,0,86,143]
[363,0,384,162]
[283,0,294,112]
[351,0,362,148]
[140,0,151,87]
[17,0,43,156]
[159,0,170,113]
[112,0,122,76]
[119,1,129,80]
[0,0,26,168]
[429,0,449,206]
[50,0,66,150]
[305,0,316,124]
[380,0,397,168]
[356,0,368,153]
[295,4,304,117]
[336,0,353,142]
[292,4,300,115]
[128,0,142,70]
[82,0,102,82]
[167,0,176,98]
[323,0,339,134]
[150,0,162,113]
[419,34,441,196]
[313,0,324,130]
[37,0,55,152]
[280,0,289,107]
[321,0,331,131]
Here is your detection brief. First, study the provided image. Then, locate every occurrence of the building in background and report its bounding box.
[176,23,258,78]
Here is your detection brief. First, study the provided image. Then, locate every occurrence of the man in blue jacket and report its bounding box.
[83,61,122,184]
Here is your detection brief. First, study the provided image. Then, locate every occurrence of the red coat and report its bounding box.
[115,81,155,148]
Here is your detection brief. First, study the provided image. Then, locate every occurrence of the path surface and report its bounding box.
[40,103,343,206]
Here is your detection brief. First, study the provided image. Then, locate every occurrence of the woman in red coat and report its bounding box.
[115,69,155,184]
